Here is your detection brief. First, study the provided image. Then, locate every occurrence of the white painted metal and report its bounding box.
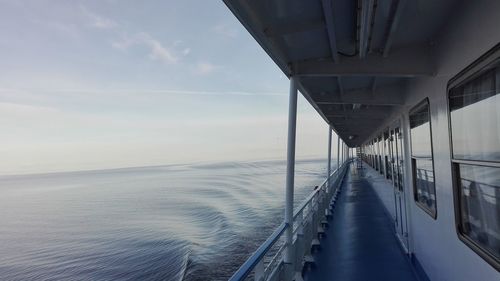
[382,0,406,57]
[359,2,500,278]
[225,0,500,279]
[254,260,264,281]
[337,136,340,168]
[399,115,411,251]
[340,141,344,164]
[382,132,387,178]
[284,77,298,278]
[228,162,349,281]
[294,47,434,77]
[321,0,339,62]
[359,0,375,59]
[327,126,332,189]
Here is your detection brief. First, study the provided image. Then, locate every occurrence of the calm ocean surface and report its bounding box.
[0,158,334,281]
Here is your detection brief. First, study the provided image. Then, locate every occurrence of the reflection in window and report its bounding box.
[450,68,500,161]
[449,57,500,268]
[410,99,436,218]
[396,129,405,191]
[378,136,383,175]
[458,164,500,261]
[385,132,391,180]
[413,159,435,213]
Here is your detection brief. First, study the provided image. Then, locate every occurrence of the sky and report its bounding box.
[0,0,338,175]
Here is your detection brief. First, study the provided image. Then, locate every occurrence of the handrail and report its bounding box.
[462,178,498,190]
[228,222,288,281]
[293,167,338,220]
[228,162,350,281]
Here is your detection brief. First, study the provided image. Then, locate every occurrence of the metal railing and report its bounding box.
[228,161,351,281]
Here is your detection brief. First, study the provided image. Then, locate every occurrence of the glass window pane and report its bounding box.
[450,67,500,161]
[458,164,500,260]
[410,100,436,217]
[396,129,404,190]
[414,159,436,215]
[410,102,433,158]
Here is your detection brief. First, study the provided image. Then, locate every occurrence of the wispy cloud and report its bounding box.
[110,33,134,50]
[80,6,118,29]
[112,32,179,64]
[0,87,285,99]
[141,33,179,64]
[80,6,177,64]
[80,6,190,65]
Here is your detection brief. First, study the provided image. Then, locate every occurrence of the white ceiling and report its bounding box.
[223,0,457,146]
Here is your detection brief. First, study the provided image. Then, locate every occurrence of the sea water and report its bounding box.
[0,159,334,281]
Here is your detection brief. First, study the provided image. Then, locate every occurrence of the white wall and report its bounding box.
[366,1,500,280]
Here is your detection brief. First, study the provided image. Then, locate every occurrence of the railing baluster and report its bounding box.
[229,166,349,281]
[254,260,264,281]
[294,209,304,277]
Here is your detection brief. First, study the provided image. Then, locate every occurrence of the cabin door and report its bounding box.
[392,127,409,249]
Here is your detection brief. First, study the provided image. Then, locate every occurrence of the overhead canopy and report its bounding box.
[223,0,456,146]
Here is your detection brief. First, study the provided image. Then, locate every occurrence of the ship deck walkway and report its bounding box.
[304,163,419,281]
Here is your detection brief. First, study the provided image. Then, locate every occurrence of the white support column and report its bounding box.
[284,77,298,279]
[402,113,414,253]
[342,141,345,164]
[327,126,332,189]
[341,142,343,164]
[337,137,340,168]
[344,144,346,162]
[382,134,387,177]
[344,142,347,162]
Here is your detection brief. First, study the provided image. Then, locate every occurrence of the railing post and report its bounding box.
[254,260,264,281]
[294,210,304,278]
[327,126,332,191]
[284,76,298,281]
[337,136,340,169]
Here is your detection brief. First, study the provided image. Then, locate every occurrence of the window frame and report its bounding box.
[447,43,500,270]
[409,98,437,219]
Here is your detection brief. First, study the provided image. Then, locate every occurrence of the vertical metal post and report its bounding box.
[341,141,344,164]
[254,260,264,281]
[343,143,345,162]
[327,126,332,189]
[402,114,414,253]
[337,137,340,168]
[284,77,298,279]
[382,134,387,177]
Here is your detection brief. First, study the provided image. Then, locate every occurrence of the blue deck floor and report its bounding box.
[304,164,418,281]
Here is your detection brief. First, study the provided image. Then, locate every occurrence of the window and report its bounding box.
[395,128,405,191]
[370,140,374,167]
[448,45,500,269]
[388,130,395,182]
[385,131,391,180]
[389,128,403,190]
[409,99,436,218]
[378,136,383,175]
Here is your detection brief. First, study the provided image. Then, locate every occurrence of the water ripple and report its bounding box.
[0,158,331,280]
